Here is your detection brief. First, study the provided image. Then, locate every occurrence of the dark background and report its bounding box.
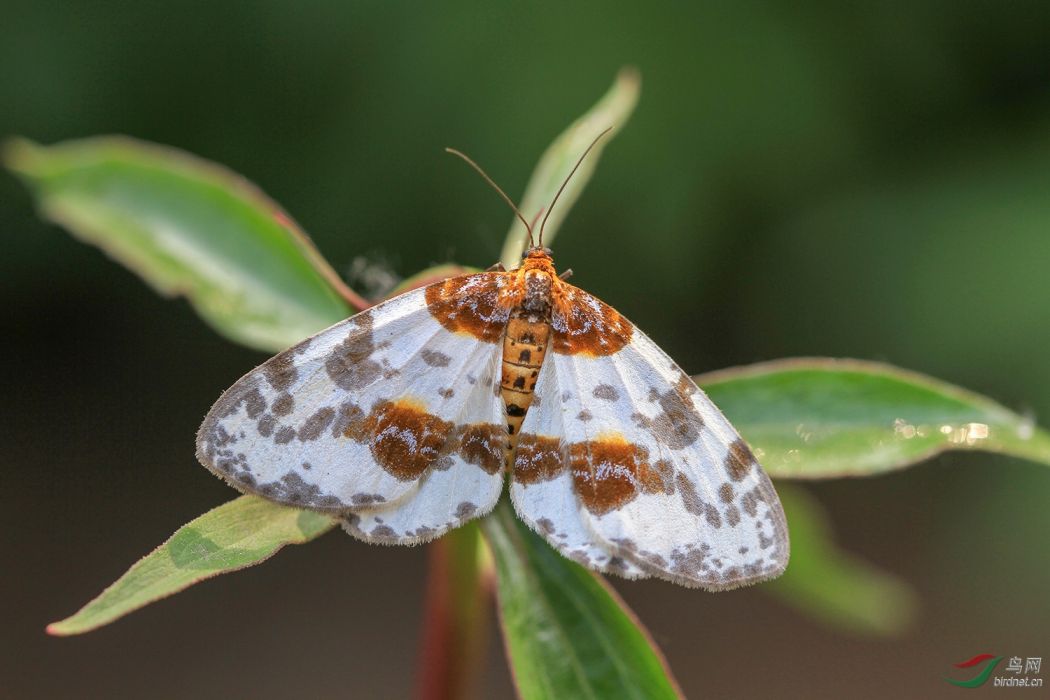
[4,2,1049,698]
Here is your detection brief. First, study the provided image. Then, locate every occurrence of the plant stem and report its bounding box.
[415,524,493,700]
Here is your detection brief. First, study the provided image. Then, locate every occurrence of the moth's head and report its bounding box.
[518,246,557,276]
[522,246,553,261]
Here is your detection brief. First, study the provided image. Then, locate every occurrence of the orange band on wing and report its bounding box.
[425,272,518,343]
[569,434,673,515]
[341,398,503,480]
[550,282,632,356]
[513,431,675,516]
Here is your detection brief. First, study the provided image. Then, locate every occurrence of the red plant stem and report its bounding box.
[335,283,373,312]
[415,527,492,700]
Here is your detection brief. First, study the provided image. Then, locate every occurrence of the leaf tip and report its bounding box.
[45,621,73,637]
[1,136,41,176]
[616,65,642,92]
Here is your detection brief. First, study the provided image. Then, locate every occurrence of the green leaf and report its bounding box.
[4,137,357,633]
[480,500,682,700]
[767,485,917,635]
[499,67,640,267]
[47,496,336,636]
[4,136,358,354]
[697,358,1050,478]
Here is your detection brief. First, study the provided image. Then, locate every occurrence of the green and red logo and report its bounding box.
[944,654,1004,688]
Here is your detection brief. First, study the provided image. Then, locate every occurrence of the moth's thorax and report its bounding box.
[516,247,558,315]
[520,268,553,317]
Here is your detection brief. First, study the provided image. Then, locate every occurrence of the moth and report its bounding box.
[197,135,789,589]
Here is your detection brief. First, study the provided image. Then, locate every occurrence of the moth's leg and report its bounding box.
[558,268,573,281]
[487,262,507,272]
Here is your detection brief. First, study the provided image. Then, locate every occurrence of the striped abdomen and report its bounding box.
[500,311,551,469]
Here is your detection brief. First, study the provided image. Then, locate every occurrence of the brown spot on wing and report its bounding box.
[642,384,704,449]
[458,423,503,474]
[725,439,755,482]
[651,459,677,495]
[262,352,299,391]
[325,314,382,390]
[421,349,451,367]
[741,488,759,517]
[242,387,267,419]
[271,393,295,416]
[331,400,366,439]
[536,517,556,534]
[676,473,723,529]
[425,272,516,343]
[299,407,335,441]
[370,524,396,539]
[513,434,566,484]
[360,399,454,480]
[550,282,632,357]
[257,414,276,437]
[455,502,478,519]
[675,373,698,398]
[255,472,346,509]
[569,434,667,515]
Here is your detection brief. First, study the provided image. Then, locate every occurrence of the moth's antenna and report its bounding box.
[528,206,545,234]
[538,126,613,247]
[446,147,534,248]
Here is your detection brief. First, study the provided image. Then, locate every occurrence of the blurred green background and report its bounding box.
[3,1,1049,698]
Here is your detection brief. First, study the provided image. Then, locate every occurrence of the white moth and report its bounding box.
[197,142,789,589]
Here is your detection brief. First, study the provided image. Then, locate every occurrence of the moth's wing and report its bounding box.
[524,284,788,589]
[509,359,650,580]
[196,274,510,544]
[336,329,507,545]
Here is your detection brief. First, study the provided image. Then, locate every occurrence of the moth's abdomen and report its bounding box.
[500,313,551,469]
